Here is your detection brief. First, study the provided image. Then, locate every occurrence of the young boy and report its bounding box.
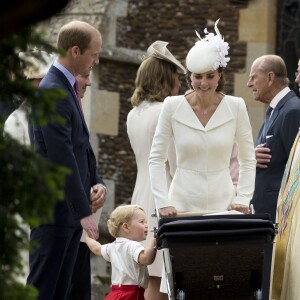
[85,205,157,300]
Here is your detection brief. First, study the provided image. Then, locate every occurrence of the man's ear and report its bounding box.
[267,72,275,86]
[70,45,80,58]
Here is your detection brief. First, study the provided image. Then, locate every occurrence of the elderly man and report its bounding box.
[247,54,300,299]
[248,54,300,222]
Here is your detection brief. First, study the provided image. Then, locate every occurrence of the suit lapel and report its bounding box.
[266,91,297,134]
[65,79,90,135]
[257,90,296,143]
[267,109,278,132]
[50,66,90,135]
[256,126,264,145]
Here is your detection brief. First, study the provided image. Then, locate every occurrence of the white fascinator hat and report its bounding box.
[186,19,230,74]
[146,40,186,74]
[19,50,55,79]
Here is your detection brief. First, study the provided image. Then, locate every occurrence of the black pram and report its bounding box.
[156,213,275,300]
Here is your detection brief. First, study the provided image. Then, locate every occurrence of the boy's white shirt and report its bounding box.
[101,237,148,288]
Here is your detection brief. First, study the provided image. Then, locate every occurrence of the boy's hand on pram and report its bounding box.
[158,206,177,218]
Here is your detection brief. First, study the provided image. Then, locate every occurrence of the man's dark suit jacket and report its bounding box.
[251,90,300,222]
[34,65,104,226]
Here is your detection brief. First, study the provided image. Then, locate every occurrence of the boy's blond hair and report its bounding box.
[107,205,145,238]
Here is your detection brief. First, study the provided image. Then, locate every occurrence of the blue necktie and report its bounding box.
[262,106,273,138]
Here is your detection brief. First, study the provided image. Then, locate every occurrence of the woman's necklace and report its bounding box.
[201,107,213,115]
[190,92,223,116]
[192,103,214,115]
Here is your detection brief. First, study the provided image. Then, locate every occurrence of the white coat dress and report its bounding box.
[149,95,256,213]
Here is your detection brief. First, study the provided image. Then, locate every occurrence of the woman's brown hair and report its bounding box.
[131,57,178,107]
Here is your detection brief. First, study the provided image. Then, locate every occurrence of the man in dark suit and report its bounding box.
[247,54,300,299]
[248,54,300,222]
[27,20,107,300]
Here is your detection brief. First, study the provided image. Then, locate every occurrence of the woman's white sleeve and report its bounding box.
[149,97,173,209]
[234,98,256,205]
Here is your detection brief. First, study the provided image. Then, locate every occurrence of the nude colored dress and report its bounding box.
[127,100,176,277]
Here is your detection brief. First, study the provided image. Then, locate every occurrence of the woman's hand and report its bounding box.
[227,203,250,214]
[158,206,178,218]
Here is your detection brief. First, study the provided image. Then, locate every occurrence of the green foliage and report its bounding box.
[0,27,69,299]
[0,27,66,125]
[0,27,57,103]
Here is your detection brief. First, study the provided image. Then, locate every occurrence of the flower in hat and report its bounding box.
[186,19,230,73]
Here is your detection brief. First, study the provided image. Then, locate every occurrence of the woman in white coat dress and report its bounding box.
[127,41,186,300]
[149,19,256,219]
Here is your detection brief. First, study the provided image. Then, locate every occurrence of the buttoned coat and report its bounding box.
[34,65,103,226]
[251,90,300,222]
[149,95,256,213]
